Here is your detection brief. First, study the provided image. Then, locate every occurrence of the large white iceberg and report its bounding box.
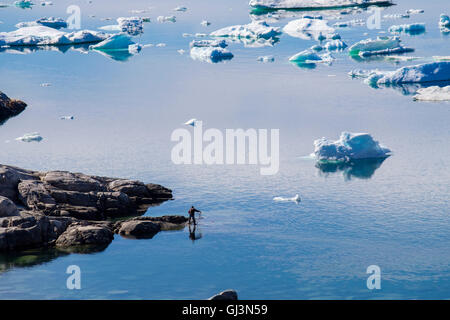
[388,23,426,35]
[249,0,392,9]
[348,36,413,57]
[314,132,391,162]
[413,86,450,101]
[210,21,281,39]
[283,17,335,40]
[15,17,68,29]
[372,62,450,85]
[0,26,108,46]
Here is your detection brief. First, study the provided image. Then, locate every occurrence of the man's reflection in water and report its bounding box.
[188,223,202,242]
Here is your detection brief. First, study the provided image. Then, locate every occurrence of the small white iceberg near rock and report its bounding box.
[283,17,335,40]
[348,36,413,57]
[413,86,450,101]
[15,132,43,142]
[314,132,391,162]
[388,23,425,35]
[210,21,281,39]
[15,17,68,29]
[273,194,300,203]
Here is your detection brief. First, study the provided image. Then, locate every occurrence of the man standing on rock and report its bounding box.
[188,206,201,225]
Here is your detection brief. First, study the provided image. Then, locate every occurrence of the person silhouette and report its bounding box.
[188,206,201,225]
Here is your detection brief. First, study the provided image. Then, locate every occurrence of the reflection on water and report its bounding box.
[188,224,203,242]
[316,157,388,180]
[0,248,67,274]
[371,80,450,96]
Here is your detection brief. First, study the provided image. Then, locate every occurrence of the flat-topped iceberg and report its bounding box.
[15,17,68,29]
[348,36,413,57]
[388,23,426,35]
[0,26,108,46]
[249,0,392,9]
[314,132,391,162]
[283,17,335,40]
[413,86,450,101]
[210,21,281,39]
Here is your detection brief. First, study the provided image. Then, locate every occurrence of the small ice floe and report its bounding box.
[15,132,43,142]
[190,46,233,63]
[16,17,68,29]
[90,34,134,51]
[323,39,347,51]
[350,62,450,87]
[184,118,197,126]
[283,17,334,40]
[383,14,410,19]
[210,21,281,39]
[40,82,51,87]
[439,14,450,33]
[313,132,391,162]
[257,55,274,63]
[128,43,142,54]
[200,20,211,27]
[100,17,143,35]
[0,26,109,47]
[177,49,185,54]
[195,33,207,37]
[273,194,300,203]
[249,0,391,10]
[60,115,74,120]
[157,16,176,23]
[406,9,424,15]
[156,43,166,47]
[40,1,53,6]
[289,50,334,66]
[190,39,227,48]
[388,23,426,35]
[348,36,413,58]
[173,6,187,12]
[14,0,33,8]
[333,19,364,28]
[413,86,450,101]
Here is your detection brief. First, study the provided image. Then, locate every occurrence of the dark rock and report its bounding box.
[0,165,38,202]
[0,196,19,217]
[55,222,114,247]
[0,91,27,125]
[114,215,187,239]
[208,290,239,300]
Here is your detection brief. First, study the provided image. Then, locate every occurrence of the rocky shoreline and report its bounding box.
[0,164,187,252]
[0,91,27,125]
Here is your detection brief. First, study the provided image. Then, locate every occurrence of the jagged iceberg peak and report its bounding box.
[0,26,109,47]
[15,17,68,29]
[283,17,335,40]
[313,132,391,162]
[210,21,281,39]
[348,36,413,57]
[249,0,392,9]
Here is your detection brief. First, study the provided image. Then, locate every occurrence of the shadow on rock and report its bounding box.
[316,157,389,180]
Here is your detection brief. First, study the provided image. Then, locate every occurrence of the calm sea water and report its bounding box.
[0,0,449,299]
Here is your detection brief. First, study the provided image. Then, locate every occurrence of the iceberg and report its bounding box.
[257,55,275,62]
[406,9,424,14]
[0,26,108,47]
[283,17,335,40]
[117,17,143,35]
[60,115,74,120]
[439,14,450,33]
[273,194,300,203]
[173,6,187,12]
[373,62,450,85]
[201,20,211,27]
[313,132,391,162]
[324,39,347,51]
[190,39,227,48]
[348,36,413,57]
[157,16,176,23]
[289,50,333,65]
[249,0,393,10]
[184,118,197,126]
[14,0,33,8]
[388,23,426,35]
[15,17,68,29]
[383,13,410,19]
[413,86,450,101]
[90,34,134,51]
[190,46,233,63]
[15,132,43,142]
[210,21,281,39]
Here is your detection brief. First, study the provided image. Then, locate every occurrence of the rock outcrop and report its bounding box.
[0,164,186,253]
[0,91,27,125]
[208,289,239,300]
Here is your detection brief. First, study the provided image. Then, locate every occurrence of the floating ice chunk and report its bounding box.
[289,50,322,63]
[439,14,450,33]
[383,14,410,19]
[157,16,176,23]
[156,43,166,47]
[249,0,392,9]
[190,39,227,48]
[14,0,33,8]
[184,118,197,126]
[40,1,52,6]
[16,17,68,29]
[388,23,425,35]
[333,19,364,28]
[384,55,422,62]
[201,20,211,27]
[190,46,233,63]
[283,18,335,40]
[348,36,413,57]
[210,21,281,39]
[16,132,43,142]
[257,55,274,62]
[177,49,185,54]
[406,9,424,15]
[0,26,108,47]
[61,115,74,120]
[117,17,143,35]
[173,6,187,12]
[375,62,450,85]
[90,34,134,51]
[273,194,300,203]
[314,132,391,162]
[40,82,51,87]
[324,39,347,51]
[128,43,142,53]
[413,86,450,101]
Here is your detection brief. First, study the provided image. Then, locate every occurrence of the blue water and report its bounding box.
[0,0,449,299]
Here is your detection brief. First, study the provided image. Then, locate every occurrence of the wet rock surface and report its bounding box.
[0,164,185,253]
[0,91,27,125]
